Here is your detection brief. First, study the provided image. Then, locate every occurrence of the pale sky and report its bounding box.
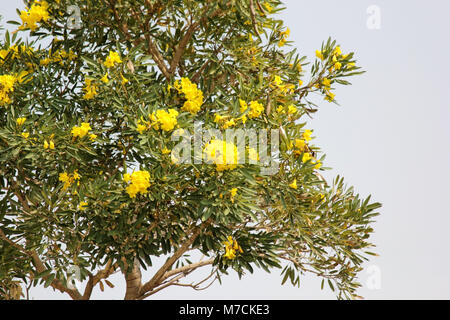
[1,0,449,299]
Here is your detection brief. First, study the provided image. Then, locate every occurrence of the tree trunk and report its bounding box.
[123,258,142,300]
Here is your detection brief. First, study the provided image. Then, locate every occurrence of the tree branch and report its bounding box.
[82,259,117,300]
[138,221,210,297]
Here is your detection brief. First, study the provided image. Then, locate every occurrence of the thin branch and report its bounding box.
[82,259,117,300]
[138,221,210,297]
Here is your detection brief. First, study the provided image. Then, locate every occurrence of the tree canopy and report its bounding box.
[0,0,381,300]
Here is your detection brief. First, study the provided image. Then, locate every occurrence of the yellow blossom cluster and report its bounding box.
[271,75,295,95]
[19,1,50,31]
[292,130,322,169]
[229,188,238,203]
[223,236,243,260]
[40,49,76,66]
[103,51,122,68]
[213,113,247,129]
[239,99,264,119]
[16,117,26,126]
[278,27,290,47]
[59,170,80,190]
[0,45,35,66]
[43,137,55,150]
[0,74,18,105]
[150,109,179,132]
[123,170,151,198]
[78,201,88,211]
[83,78,98,100]
[172,77,204,114]
[321,77,335,102]
[71,122,94,139]
[204,139,240,172]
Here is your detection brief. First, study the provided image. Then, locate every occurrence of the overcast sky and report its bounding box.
[1,0,450,299]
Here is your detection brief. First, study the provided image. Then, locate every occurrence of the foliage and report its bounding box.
[0,0,381,300]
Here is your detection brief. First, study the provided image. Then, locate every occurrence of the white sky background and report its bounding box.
[1,0,450,299]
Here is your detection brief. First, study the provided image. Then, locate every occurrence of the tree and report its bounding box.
[0,0,381,300]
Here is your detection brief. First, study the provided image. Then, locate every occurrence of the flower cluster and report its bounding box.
[82,78,98,100]
[229,188,237,203]
[292,130,322,169]
[239,99,264,119]
[0,74,18,105]
[71,122,95,140]
[278,27,290,47]
[104,51,122,68]
[150,109,179,132]
[0,45,35,66]
[213,113,247,129]
[19,1,50,31]
[123,170,151,198]
[173,77,204,114]
[59,170,80,190]
[40,48,76,66]
[271,75,295,95]
[204,139,240,172]
[223,236,243,260]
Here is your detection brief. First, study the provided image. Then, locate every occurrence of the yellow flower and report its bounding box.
[136,124,147,134]
[248,100,264,119]
[325,91,335,102]
[278,28,290,47]
[322,78,331,88]
[151,109,179,132]
[247,147,259,162]
[223,118,236,129]
[175,77,204,114]
[121,74,129,84]
[334,62,342,70]
[89,134,97,141]
[161,147,171,154]
[16,117,26,126]
[19,1,50,31]
[49,140,55,150]
[43,140,49,149]
[104,51,122,68]
[298,79,303,87]
[239,99,248,113]
[204,139,240,171]
[287,104,297,115]
[302,153,313,163]
[0,74,18,105]
[214,114,224,123]
[124,170,151,198]
[223,236,242,260]
[303,129,312,142]
[230,188,238,203]
[289,179,297,190]
[273,75,283,87]
[101,73,109,84]
[263,2,273,13]
[333,46,342,56]
[21,132,29,139]
[71,122,92,138]
[314,160,322,169]
[59,170,79,190]
[82,78,98,100]
[78,201,88,211]
[123,173,131,183]
[316,50,325,60]
[294,139,306,152]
